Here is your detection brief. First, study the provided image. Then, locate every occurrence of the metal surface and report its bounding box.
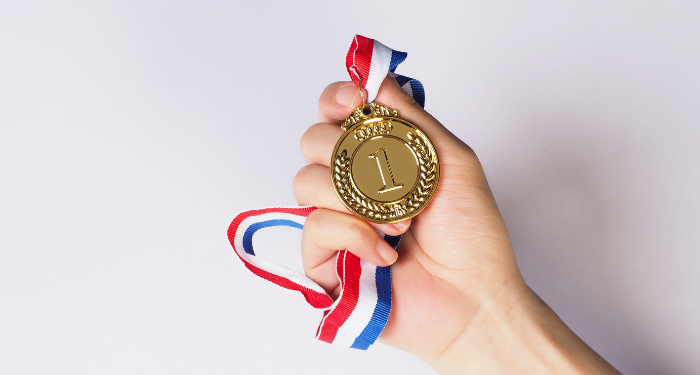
[332,102,440,224]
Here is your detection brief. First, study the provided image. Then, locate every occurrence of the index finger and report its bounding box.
[319,76,463,153]
[318,81,362,124]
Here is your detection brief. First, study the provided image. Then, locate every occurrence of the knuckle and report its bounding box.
[299,129,312,162]
[303,209,324,230]
[452,142,479,165]
[463,144,478,159]
[299,123,323,162]
[344,219,371,244]
[319,82,342,108]
[293,165,314,203]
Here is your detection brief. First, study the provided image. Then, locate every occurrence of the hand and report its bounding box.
[293,76,620,374]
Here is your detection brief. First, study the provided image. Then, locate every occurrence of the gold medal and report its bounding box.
[331,84,440,224]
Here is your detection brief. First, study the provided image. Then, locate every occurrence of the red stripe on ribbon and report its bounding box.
[346,35,374,88]
[227,206,334,309]
[316,250,362,343]
[228,206,316,226]
[243,261,333,309]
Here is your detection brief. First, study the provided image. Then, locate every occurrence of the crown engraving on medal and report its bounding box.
[354,122,393,142]
[341,103,400,131]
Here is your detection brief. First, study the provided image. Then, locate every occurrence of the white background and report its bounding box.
[1,1,699,374]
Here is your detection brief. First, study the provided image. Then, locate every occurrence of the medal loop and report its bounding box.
[358,76,367,105]
[358,76,372,116]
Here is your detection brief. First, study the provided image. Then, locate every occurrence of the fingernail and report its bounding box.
[376,240,399,266]
[336,84,358,108]
[391,221,410,232]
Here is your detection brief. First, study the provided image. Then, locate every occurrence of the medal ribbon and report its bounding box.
[347,35,425,108]
[227,36,424,350]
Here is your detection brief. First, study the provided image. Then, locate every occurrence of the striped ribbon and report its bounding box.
[227,36,424,350]
[347,35,425,108]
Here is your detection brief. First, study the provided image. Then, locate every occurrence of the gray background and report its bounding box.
[1,1,699,374]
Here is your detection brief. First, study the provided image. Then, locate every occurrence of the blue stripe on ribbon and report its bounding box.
[409,80,425,108]
[350,234,397,349]
[383,234,401,250]
[394,74,412,88]
[350,265,393,350]
[242,219,304,255]
[388,50,407,72]
[393,74,425,108]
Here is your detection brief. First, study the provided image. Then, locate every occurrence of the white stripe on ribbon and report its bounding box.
[332,259,379,347]
[233,212,328,298]
[401,81,414,100]
[365,40,392,104]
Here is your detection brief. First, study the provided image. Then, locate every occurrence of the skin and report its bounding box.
[293,76,621,374]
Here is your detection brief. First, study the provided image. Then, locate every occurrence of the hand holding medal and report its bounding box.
[228,37,430,350]
[230,35,619,373]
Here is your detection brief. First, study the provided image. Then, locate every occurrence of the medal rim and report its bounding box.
[331,105,440,224]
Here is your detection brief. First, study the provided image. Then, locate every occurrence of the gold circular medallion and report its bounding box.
[331,102,440,224]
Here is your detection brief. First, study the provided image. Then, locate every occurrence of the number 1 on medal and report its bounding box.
[369,147,404,194]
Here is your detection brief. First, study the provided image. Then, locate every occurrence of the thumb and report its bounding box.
[373,75,427,123]
[373,75,472,167]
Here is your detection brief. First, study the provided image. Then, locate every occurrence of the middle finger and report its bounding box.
[293,164,411,236]
[300,122,343,167]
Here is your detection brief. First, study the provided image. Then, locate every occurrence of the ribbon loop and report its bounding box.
[228,207,397,349]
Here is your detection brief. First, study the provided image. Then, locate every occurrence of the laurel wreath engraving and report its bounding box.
[333,132,437,222]
[403,132,438,212]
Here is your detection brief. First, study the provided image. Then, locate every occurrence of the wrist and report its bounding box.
[428,275,619,374]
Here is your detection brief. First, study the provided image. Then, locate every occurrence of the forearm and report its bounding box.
[428,278,620,374]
